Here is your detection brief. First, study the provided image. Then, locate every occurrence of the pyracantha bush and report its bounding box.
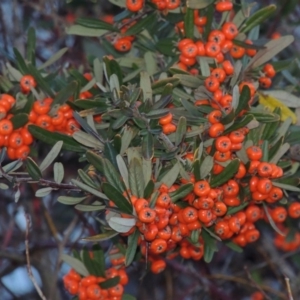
[0,0,300,299]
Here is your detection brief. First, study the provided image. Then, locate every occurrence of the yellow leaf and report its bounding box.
[258,92,297,124]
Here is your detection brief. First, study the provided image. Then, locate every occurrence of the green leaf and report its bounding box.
[203,3,214,41]
[144,179,155,199]
[223,115,254,135]
[236,85,250,117]
[210,159,240,188]
[27,64,54,97]
[6,63,22,81]
[35,187,53,197]
[78,169,99,189]
[199,57,211,77]
[102,183,133,214]
[173,74,202,88]
[81,231,118,242]
[72,179,109,200]
[108,0,126,6]
[99,277,120,289]
[261,117,280,141]
[272,182,300,192]
[152,78,179,94]
[186,0,214,9]
[51,81,78,108]
[54,162,64,184]
[241,5,276,33]
[141,132,154,160]
[226,202,249,215]
[26,157,42,181]
[224,241,243,253]
[28,125,85,153]
[140,71,152,101]
[61,254,89,277]
[202,229,218,263]
[160,162,180,188]
[262,202,285,236]
[73,131,104,149]
[169,183,193,203]
[247,111,280,123]
[247,35,294,69]
[57,196,86,205]
[104,142,119,170]
[125,229,139,266]
[13,48,29,74]
[76,17,116,31]
[156,38,178,57]
[2,160,23,173]
[38,48,68,70]
[200,156,214,179]
[91,245,105,277]
[128,158,145,198]
[261,141,269,162]
[10,113,28,130]
[193,159,201,181]
[27,27,36,64]
[107,213,135,232]
[82,248,101,276]
[22,94,34,114]
[125,13,156,36]
[122,295,136,300]
[144,51,158,76]
[75,204,106,212]
[184,8,194,39]
[66,25,108,37]
[175,117,187,146]
[145,108,169,119]
[270,143,290,164]
[116,155,129,190]
[39,141,63,172]
[100,155,125,193]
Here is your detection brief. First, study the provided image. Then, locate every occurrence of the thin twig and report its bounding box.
[285,276,294,300]
[208,274,286,299]
[244,265,272,300]
[24,213,47,300]
[57,216,79,269]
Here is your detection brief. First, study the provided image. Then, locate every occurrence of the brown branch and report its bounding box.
[285,276,294,300]
[24,213,47,300]
[207,274,286,299]
[244,265,272,300]
[0,249,25,263]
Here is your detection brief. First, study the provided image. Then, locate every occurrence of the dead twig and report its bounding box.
[25,213,47,300]
[285,275,294,300]
[207,274,286,299]
[244,265,272,300]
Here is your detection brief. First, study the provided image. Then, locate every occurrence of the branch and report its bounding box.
[244,265,272,300]
[0,250,25,263]
[285,276,294,300]
[25,213,47,300]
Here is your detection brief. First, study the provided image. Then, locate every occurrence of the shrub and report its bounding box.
[0,0,300,299]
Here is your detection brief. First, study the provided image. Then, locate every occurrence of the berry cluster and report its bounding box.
[1,0,297,299]
[63,265,128,300]
[0,94,32,160]
[0,74,87,160]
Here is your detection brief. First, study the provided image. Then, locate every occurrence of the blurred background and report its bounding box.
[0,0,300,299]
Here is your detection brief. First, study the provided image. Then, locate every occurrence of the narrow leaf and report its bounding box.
[61,254,89,277]
[40,141,63,172]
[125,229,139,266]
[142,132,154,160]
[26,157,42,181]
[128,158,145,198]
[102,183,133,214]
